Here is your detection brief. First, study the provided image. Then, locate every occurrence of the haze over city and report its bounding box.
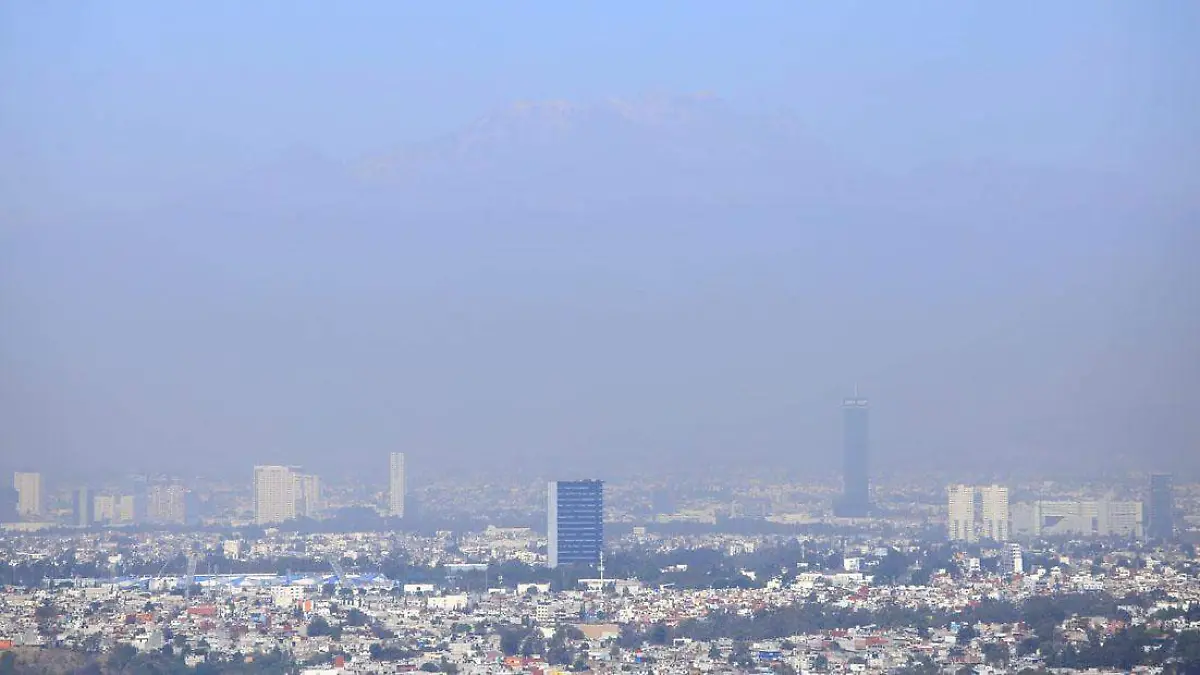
[2,3,1197,482]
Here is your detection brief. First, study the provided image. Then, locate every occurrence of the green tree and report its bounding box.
[898,654,940,675]
[107,644,138,671]
[648,622,671,645]
[307,616,334,637]
[1175,630,1200,675]
[498,626,530,656]
[983,642,1011,666]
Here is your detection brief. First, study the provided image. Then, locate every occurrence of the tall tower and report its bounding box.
[13,472,43,517]
[979,485,1011,542]
[294,473,322,518]
[389,453,406,518]
[1147,473,1175,540]
[253,466,297,525]
[73,487,94,528]
[547,480,604,568]
[148,483,187,524]
[836,388,870,517]
[947,484,978,542]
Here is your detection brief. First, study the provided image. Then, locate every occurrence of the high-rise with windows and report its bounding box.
[93,494,116,524]
[1019,500,1144,538]
[947,484,978,542]
[294,473,322,518]
[1148,473,1175,540]
[389,453,406,518]
[547,480,604,568]
[1001,543,1023,575]
[149,484,187,524]
[73,487,93,527]
[948,484,1010,542]
[835,388,870,517]
[979,485,1011,542]
[13,472,43,517]
[254,465,297,525]
[115,495,139,524]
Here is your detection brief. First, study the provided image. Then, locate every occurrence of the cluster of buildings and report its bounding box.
[250,451,411,525]
[251,466,323,525]
[1,522,1197,674]
[946,475,1178,543]
[947,485,1012,543]
[2,390,1195,674]
[4,473,192,530]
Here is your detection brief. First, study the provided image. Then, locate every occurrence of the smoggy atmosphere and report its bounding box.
[1,2,1197,482]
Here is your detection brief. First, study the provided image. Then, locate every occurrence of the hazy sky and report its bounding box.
[1,2,1197,482]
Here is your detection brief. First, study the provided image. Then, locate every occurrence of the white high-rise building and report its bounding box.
[1001,543,1023,575]
[980,485,1011,542]
[294,473,321,518]
[389,453,406,518]
[93,494,116,523]
[13,472,43,517]
[948,485,978,542]
[947,484,1011,542]
[115,495,139,524]
[1021,499,1144,538]
[1101,500,1144,538]
[149,484,187,524]
[254,466,297,525]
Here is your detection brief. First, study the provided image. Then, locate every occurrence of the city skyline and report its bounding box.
[0,2,1195,671]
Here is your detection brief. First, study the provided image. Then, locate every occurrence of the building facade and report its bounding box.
[1148,473,1175,540]
[947,484,977,542]
[149,484,187,524]
[115,495,139,524]
[836,390,870,517]
[1001,543,1023,575]
[254,465,297,525]
[93,494,116,524]
[73,487,93,527]
[294,473,321,518]
[548,480,604,568]
[947,484,1011,542]
[1017,499,1144,538]
[979,485,1011,542]
[13,472,43,517]
[389,453,406,518]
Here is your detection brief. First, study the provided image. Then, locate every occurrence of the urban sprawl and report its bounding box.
[2,397,1198,675]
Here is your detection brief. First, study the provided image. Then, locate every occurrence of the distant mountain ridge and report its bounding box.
[344,94,850,210]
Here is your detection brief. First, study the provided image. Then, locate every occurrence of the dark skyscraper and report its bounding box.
[548,480,604,568]
[73,487,94,528]
[836,387,871,517]
[1148,473,1175,540]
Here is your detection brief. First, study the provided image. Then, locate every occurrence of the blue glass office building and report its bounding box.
[1148,473,1175,540]
[548,480,603,568]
